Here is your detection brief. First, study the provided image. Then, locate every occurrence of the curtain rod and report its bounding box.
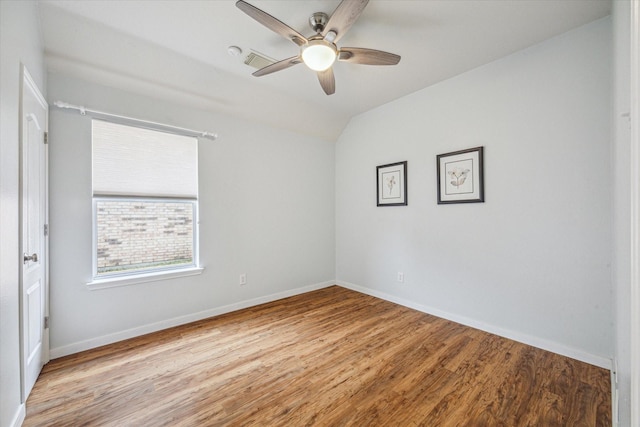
[53,101,218,141]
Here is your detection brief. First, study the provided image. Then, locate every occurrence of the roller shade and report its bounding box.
[92,120,198,198]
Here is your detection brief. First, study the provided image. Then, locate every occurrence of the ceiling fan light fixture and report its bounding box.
[236,0,401,95]
[301,40,337,71]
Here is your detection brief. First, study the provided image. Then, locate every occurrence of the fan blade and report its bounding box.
[236,0,307,46]
[338,48,401,65]
[322,0,369,43]
[253,56,302,77]
[317,68,335,95]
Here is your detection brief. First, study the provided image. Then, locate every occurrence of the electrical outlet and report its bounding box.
[397,272,404,283]
[239,273,247,286]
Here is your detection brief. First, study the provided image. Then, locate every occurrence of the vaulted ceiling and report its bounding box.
[39,0,611,140]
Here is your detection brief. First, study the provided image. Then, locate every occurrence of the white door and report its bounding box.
[19,66,49,401]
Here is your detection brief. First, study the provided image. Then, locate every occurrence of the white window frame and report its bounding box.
[88,119,203,289]
[88,197,202,289]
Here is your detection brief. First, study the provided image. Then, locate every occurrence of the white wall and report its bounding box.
[47,74,335,356]
[336,18,612,367]
[0,2,45,427]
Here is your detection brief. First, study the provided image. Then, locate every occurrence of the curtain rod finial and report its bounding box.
[202,132,218,140]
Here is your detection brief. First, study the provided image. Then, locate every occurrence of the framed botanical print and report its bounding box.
[377,161,407,206]
[437,147,484,204]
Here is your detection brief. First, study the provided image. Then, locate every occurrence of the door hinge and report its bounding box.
[44,316,50,329]
[44,131,48,144]
[44,224,49,236]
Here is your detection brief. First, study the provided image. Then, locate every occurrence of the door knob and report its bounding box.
[23,253,38,264]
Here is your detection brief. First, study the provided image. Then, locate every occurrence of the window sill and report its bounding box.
[87,267,204,290]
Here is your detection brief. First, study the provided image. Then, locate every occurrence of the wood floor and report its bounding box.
[24,286,611,426]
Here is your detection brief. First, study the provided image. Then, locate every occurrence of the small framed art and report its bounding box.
[436,146,484,204]
[377,161,407,206]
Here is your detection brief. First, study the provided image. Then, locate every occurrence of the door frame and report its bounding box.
[631,0,640,424]
[18,64,49,402]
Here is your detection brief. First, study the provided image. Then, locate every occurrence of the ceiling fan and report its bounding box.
[236,0,401,95]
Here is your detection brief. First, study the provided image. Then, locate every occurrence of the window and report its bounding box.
[91,120,200,285]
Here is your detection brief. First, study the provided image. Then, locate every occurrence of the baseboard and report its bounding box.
[49,279,611,369]
[337,280,612,370]
[10,403,25,427]
[50,280,335,359]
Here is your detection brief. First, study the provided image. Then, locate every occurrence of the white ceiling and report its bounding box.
[39,0,611,141]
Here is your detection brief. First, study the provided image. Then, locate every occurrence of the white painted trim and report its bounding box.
[629,0,640,424]
[18,64,49,404]
[337,281,612,370]
[10,404,25,427]
[50,280,335,358]
[90,197,200,286]
[612,369,619,427]
[87,267,204,290]
[43,97,50,368]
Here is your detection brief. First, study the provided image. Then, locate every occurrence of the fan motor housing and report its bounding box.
[309,12,329,33]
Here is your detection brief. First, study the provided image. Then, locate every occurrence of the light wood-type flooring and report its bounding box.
[24,286,611,426]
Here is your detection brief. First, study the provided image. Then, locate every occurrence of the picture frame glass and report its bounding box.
[377,161,407,206]
[437,147,483,204]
